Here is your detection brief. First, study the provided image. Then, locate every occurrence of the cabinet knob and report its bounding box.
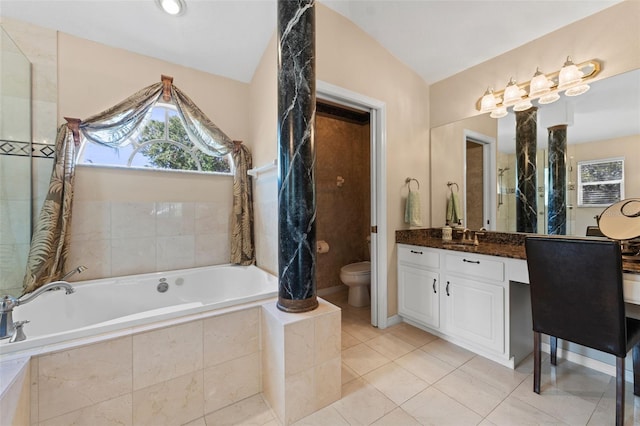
[432,278,437,294]
[446,281,450,296]
[410,250,423,255]
[463,259,480,264]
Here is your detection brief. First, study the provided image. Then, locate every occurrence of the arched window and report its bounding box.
[77,103,232,174]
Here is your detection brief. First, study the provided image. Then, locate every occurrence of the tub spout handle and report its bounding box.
[9,320,29,343]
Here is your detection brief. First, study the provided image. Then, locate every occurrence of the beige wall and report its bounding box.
[430,0,640,128]
[430,114,496,228]
[55,34,249,279]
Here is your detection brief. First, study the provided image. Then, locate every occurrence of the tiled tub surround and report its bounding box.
[28,306,264,425]
[67,200,232,281]
[0,299,341,426]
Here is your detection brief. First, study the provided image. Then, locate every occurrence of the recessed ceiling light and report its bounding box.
[156,0,186,16]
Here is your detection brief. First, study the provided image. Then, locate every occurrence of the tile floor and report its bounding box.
[191,289,640,425]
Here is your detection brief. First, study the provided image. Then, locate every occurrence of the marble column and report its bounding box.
[515,108,538,233]
[547,125,567,235]
[277,0,318,313]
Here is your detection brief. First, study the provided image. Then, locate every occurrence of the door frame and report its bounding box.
[317,80,388,328]
[463,129,496,230]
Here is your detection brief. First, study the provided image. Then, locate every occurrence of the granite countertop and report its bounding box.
[396,228,640,275]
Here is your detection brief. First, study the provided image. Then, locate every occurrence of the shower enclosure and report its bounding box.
[0,26,32,296]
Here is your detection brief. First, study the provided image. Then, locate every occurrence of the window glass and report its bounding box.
[577,157,624,207]
[77,104,232,174]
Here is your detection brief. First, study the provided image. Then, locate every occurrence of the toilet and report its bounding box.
[340,261,371,307]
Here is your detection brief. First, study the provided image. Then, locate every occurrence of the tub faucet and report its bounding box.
[61,265,88,281]
[0,280,75,340]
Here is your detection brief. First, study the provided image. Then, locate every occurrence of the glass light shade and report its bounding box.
[480,89,497,112]
[490,106,508,119]
[538,92,560,105]
[565,84,590,97]
[513,99,533,112]
[503,78,524,106]
[528,68,552,98]
[558,57,583,91]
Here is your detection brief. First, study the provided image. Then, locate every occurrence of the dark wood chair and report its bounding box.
[525,236,640,426]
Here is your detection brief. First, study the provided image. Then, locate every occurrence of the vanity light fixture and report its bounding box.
[156,0,186,16]
[477,57,601,118]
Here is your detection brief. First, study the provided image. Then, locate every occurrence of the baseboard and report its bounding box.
[384,314,402,328]
[540,342,636,382]
[317,285,347,297]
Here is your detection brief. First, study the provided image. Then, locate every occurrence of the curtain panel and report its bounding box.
[23,80,255,293]
[23,125,77,294]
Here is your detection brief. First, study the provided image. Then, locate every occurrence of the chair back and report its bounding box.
[586,226,605,237]
[525,236,626,357]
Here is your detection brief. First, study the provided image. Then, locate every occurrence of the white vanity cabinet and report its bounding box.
[442,252,505,354]
[397,245,441,328]
[397,243,532,368]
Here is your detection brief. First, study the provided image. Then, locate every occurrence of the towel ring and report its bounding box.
[405,177,420,190]
[447,181,459,192]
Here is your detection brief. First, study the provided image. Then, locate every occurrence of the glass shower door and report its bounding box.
[0,26,32,296]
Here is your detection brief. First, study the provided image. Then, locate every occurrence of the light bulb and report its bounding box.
[157,0,186,16]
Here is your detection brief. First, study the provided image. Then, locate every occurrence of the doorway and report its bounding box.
[317,81,387,328]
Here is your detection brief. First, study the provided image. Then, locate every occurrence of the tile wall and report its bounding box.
[262,299,342,424]
[253,168,278,275]
[29,306,261,425]
[315,114,370,290]
[66,200,231,281]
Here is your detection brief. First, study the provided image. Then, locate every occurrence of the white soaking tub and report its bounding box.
[0,264,277,357]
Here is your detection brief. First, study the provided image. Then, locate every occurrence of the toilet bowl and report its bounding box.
[340,261,371,307]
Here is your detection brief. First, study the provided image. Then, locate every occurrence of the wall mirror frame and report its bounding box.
[431,68,640,236]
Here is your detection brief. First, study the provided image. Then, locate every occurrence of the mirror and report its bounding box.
[496,69,640,236]
[0,26,32,296]
[431,70,640,235]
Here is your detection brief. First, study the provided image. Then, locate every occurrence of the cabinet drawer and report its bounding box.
[398,245,439,269]
[445,253,505,282]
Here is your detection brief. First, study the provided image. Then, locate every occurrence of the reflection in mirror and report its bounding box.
[0,26,32,297]
[496,69,640,236]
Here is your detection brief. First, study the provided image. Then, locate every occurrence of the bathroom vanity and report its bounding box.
[395,229,640,369]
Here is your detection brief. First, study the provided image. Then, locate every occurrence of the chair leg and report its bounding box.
[633,343,640,396]
[616,356,625,426]
[534,331,541,394]
[550,336,557,366]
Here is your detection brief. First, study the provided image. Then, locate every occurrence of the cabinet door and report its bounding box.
[398,265,440,329]
[442,276,504,354]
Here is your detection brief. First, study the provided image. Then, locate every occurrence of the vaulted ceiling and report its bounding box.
[0,0,623,85]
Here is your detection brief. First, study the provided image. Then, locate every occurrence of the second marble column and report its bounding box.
[547,125,567,235]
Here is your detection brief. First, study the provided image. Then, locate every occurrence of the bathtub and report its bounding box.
[0,264,278,357]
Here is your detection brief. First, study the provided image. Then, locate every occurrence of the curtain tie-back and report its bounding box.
[233,140,243,153]
[161,75,174,102]
[64,117,82,146]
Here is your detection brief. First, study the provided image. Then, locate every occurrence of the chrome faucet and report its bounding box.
[61,265,88,281]
[0,280,75,340]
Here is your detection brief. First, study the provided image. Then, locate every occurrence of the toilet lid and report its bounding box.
[341,261,371,275]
